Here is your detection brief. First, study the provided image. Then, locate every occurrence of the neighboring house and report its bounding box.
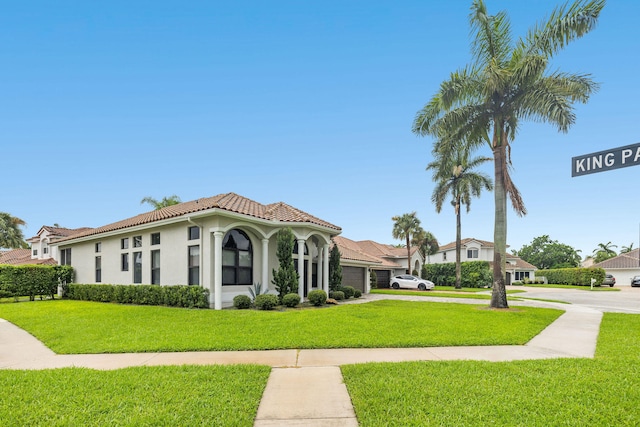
[432,238,536,284]
[0,248,57,265]
[26,226,93,263]
[51,193,342,309]
[331,236,385,293]
[333,239,423,288]
[593,249,640,286]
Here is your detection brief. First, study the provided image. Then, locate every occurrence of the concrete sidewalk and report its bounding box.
[0,298,604,426]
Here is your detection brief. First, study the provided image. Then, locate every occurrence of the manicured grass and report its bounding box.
[0,299,561,353]
[342,313,640,426]
[0,364,270,427]
[371,288,524,300]
[522,284,620,291]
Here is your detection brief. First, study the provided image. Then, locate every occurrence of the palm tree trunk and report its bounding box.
[490,143,509,309]
[455,200,462,289]
[406,236,411,274]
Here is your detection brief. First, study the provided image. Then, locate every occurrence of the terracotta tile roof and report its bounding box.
[505,255,537,270]
[28,226,93,241]
[56,193,341,243]
[439,238,496,252]
[332,236,383,265]
[0,249,57,266]
[594,249,640,269]
[355,240,418,259]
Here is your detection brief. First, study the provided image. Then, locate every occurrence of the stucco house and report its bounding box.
[593,249,640,286]
[331,237,423,288]
[431,238,537,284]
[51,193,344,309]
[25,226,93,264]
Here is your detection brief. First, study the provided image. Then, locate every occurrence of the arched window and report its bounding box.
[222,229,253,285]
[292,241,309,255]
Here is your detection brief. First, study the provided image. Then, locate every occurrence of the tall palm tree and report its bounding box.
[392,212,422,274]
[427,146,492,289]
[412,0,603,308]
[140,195,182,210]
[0,212,29,249]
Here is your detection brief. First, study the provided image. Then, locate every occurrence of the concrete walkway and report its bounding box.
[0,296,604,426]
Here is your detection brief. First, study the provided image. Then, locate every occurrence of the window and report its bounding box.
[292,241,309,255]
[188,226,200,240]
[442,252,447,261]
[43,247,48,254]
[121,238,129,249]
[95,242,101,253]
[133,236,142,248]
[222,229,253,286]
[188,245,200,286]
[151,250,160,285]
[121,253,129,271]
[33,249,38,256]
[133,251,142,283]
[151,233,160,245]
[61,248,72,265]
[467,248,479,259]
[515,272,530,281]
[95,256,102,282]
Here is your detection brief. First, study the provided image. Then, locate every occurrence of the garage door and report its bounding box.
[342,266,365,292]
[373,269,390,288]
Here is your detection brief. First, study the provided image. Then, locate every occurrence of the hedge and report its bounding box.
[536,267,606,286]
[65,284,209,308]
[422,261,492,288]
[0,265,74,301]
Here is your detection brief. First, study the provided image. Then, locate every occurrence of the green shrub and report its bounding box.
[307,289,327,306]
[65,284,209,308]
[412,269,419,276]
[537,267,605,286]
[422,261,491,287]
[340,286,355,299]
[354,289,362,298]
[282,293,301,308]
[329,290,345,301]
[254,294,279,310]
[369,270,378,289]
[0,264,62,301]
[233,294,252,309]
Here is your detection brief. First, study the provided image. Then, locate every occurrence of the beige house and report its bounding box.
[51,193,343,309]
[432,238,537,284]
[594,249,640,286]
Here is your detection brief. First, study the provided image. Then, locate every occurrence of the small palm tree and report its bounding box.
[593,241,617,263]
[620,243,634,254]
[428,146,492,288]
[392,212,422,274]
[0,212,29,249]
[140,195,182,210]
[412,230,439,265]
[413,0,604,307]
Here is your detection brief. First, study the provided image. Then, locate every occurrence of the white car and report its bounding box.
[389,275,435,291]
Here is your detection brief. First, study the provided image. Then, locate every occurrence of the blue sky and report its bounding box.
[2,0,639,258]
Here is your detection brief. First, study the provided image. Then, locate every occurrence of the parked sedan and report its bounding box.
[631,276,640,287]
[390,275,435,291]
[602,274,616,287]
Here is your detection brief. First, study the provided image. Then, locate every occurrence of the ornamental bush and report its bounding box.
[339,285,355,299]
[65,284,209,308]
[254,294,279,310]
[307,289,327,306]
[329,290,345,301]
[282,293,301,308]
[354,289,362,298]
[0,264,66,301]
[233,294,252,309]
[536,267,605,286]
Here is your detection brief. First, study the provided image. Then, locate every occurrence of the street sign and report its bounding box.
[572,142,640,177]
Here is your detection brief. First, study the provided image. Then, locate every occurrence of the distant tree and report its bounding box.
[329,243,342,291]
[593,242,617,264]
[0,212,29,249]
[427,146,492,288]
[621,243,634,254]
[271,228,299,300]
[392,212,422,274]
[140,195,182,210]
[412,230,439,264]
[513,235,581,269]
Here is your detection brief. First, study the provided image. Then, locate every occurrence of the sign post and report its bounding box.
[572,142,640,177]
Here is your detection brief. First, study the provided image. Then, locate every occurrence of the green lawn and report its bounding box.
[371,288,524,300]
[522,284,620,291]
[0,364,270,427]
[0,299,561,353]
[342,313,640,426]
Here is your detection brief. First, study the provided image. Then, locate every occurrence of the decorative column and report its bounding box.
[213,231,224,310]
[262,238,269,291]
[323,244,330,294]
[297,239,305,299]
[317,245,323,293]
